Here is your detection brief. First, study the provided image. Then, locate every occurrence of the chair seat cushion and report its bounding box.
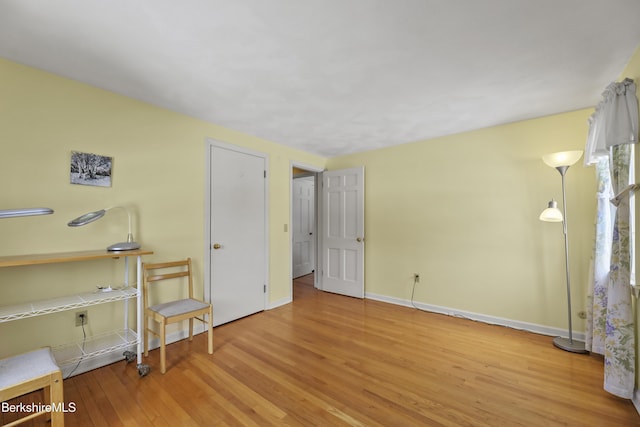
[149,298,209,318]
[0,348,60,389]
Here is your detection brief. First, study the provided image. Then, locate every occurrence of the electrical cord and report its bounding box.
[65,314,86,379]
[410,275,421,310]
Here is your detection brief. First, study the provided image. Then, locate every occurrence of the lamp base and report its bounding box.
[107,241,141,251]
[553,336,588,354]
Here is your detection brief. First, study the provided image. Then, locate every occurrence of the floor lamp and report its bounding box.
[539,150,587,353]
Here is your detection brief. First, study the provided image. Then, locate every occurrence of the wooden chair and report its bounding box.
[143,258,213,374]
[0,347,64,426]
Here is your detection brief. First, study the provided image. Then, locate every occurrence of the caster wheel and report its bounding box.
[123,351,136,363]
[137,364,151,377]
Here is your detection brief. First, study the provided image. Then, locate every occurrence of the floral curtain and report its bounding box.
[584,78,638,399]
[605,143,635,398]
[585,158,612,356]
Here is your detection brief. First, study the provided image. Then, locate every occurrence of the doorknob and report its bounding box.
[212,243,222,250]
[356,237,364,242]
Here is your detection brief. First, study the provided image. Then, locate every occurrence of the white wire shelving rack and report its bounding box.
[0,249,153,375]
[0,287,138,322]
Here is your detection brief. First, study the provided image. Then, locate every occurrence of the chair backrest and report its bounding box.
[142,258,194,309]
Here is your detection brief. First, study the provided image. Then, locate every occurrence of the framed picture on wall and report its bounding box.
[70,151,113,187]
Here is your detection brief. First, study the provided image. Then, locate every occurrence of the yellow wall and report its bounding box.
[0,58,325,356]
[327,109,595,330]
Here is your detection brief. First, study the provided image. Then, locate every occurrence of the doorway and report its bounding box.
[292,175,315,278]
[290,164,366,300]
[290,162,323,298]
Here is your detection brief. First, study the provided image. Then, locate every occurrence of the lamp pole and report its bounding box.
[553,165,587,353]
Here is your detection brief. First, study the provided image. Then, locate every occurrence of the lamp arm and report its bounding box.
[105,206,134,242]
[558,167,568,237]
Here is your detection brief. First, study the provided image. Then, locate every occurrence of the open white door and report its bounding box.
[321,166,364,298]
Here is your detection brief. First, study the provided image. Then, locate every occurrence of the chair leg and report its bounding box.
[189,318,194,342]
[207,307,213,354]
[160,320,166,374]
[42,381,52,424]
[49,371,64,426]
[143,315,149,357]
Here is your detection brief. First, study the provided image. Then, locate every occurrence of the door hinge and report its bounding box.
[264,170,267,178]
[264,284,267,293]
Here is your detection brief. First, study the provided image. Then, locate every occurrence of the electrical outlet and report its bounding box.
[414,273,420,283]
[75,310,88,327]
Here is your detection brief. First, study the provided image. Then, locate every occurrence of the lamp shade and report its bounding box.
[0,208,54,218]
[542,151,583,168]
[539,200,563,222]
[67,209,106,226]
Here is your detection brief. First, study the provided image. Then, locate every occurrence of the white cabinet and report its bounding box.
[0,249,152,376]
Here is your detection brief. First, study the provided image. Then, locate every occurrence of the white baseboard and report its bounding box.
[633,390,640,416]
[268,296,292,310]
[364,292,586,340]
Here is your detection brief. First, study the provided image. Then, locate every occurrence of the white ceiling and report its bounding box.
[1,1,639,157]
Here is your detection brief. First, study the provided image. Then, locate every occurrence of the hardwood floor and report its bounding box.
[4,274,640,426]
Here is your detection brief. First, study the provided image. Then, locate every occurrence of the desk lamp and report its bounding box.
[68,206,140,251]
